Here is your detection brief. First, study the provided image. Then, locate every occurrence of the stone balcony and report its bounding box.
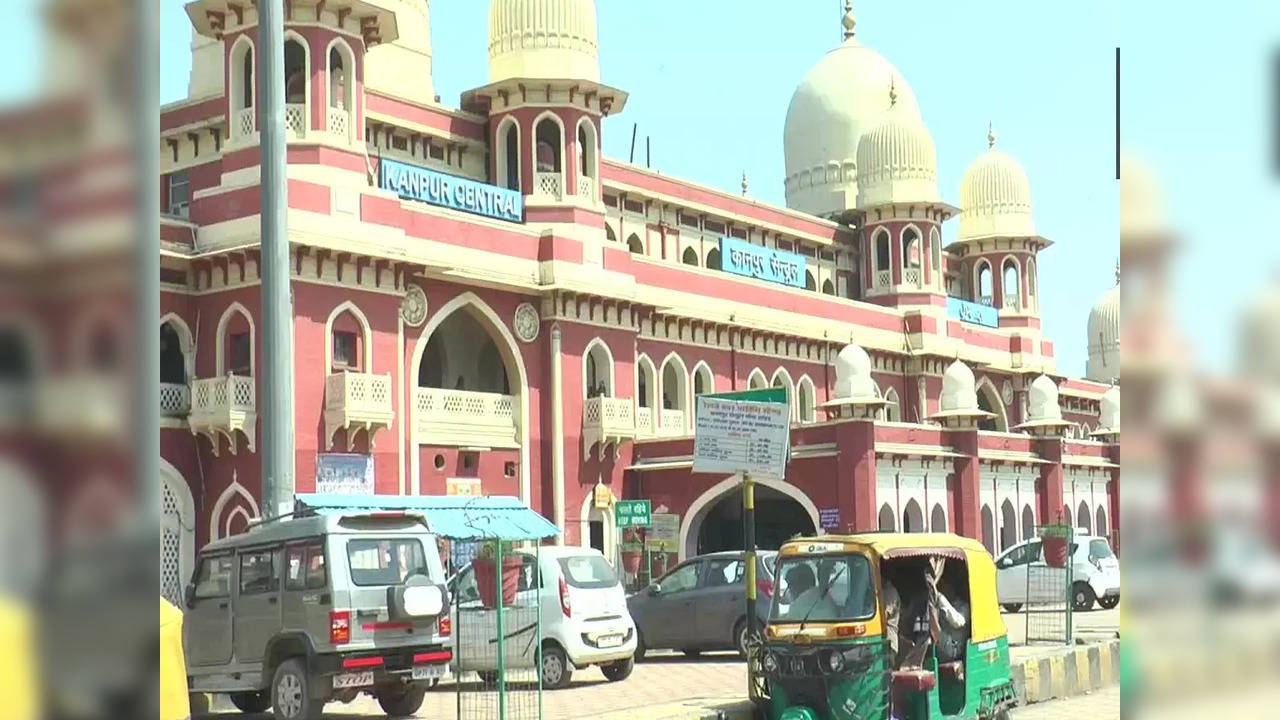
[582,396,635,459]
[415,387,519,448]
[634,406,689,439]
[324,371,394,450]
[36,374,124,439]
[160,382,190,418]
[190,374,256,454]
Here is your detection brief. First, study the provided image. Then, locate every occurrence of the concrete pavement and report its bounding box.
[1012,686,1119,719]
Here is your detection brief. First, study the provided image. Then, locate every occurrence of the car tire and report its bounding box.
[376,684,427,717]
[229,690,271,714]
[271,658,323,720]
[476,670,499,685]
[682,649,702,659]
[1001,603,1023,613]
[733,618,759,659]
[541,644,573,689]
[634,630,647,662]
[1072,583,1097,612]
[1098,595,1120,610]
[601,657,634,682]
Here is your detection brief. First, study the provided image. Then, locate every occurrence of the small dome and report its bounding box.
[1097,385,1120,432]
[939,360,980,414]
[957,128,1036,242]
[783,9,920,218]
[854,88,939,209]
[1086,284,1121,383]
[1024,375,1064,424]
[832,343,876,399]
[488,0,599,83]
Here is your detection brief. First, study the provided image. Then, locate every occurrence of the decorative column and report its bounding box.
[950,429,981,539]
[835,419,877,531]
[551,324,565,543]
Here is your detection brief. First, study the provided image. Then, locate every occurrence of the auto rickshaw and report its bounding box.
[749,533,1017,720]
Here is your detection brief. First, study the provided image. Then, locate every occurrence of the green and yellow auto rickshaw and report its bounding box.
[750,533,1017,720]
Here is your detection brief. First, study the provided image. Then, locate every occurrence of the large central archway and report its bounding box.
[681,475,819,560]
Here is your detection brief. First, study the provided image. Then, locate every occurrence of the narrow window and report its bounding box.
[332,331,357,370]
[166,170,190,219]
[229,332,251,376]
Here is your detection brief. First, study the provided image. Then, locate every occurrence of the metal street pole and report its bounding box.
[259,0,294,519]
[743,472,756,646]
[136,0,158,511]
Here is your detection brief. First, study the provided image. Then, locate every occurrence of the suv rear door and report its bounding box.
[282,539,330,644]
[338,531,446,649]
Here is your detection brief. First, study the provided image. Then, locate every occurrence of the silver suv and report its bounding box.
[183,506,450,719]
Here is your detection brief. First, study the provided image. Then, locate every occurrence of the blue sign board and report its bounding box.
[819,507,841,531]
[316,453,374,495]
[380,158,523,223]
[947,296,999,328]
[719,236,807,289]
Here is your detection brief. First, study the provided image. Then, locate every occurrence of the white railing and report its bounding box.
[584,396,634,435]
[285,103,307,139]
[658,408,687,436]
[903,267,921,287]
[577,175,595,200]
[191,374,255,418]
[234,107,255,139]
[415,387,518,447]
[160,382,191,417]
[326,372,392,414]
[1003,293,1020,310]
[635,406,655,437]
[875,270,892,288]
[979,295,994,307]
[327,106,350,142]
[535,172,563,200]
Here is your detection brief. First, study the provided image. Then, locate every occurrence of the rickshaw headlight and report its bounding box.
[821,648,845,674]
[762,652,780,674]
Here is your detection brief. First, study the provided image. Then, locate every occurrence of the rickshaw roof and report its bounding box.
[790,532,992,558]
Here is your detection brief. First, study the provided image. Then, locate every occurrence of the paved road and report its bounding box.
[1013,686,1119,719]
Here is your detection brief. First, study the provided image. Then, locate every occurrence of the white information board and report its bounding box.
[692,396,791,478]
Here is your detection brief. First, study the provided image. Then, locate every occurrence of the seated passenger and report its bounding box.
[935,575,970,663]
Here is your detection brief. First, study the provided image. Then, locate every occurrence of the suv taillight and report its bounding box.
[558,576,572,618]
[330,610,351,645]
[438,615,452,637]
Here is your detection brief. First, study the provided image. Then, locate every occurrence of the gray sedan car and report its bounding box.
[626,551,777,659]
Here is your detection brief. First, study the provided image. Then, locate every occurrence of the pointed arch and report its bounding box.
[1022,505,1036,540]
[878,504,896,531]
[575,116,599,197]
[882,387,901,422]
[770,367,796,420]
[691,360,714,398]
[409,291,531,501]
[1096,505,1108,538]
[209,477,260,542]
[900,224,923,271]
[579,484,616,559]
[627,233,644,254]
[873,228,891,273]
[215,302,255,376]
[532,110,566,176]
[282,30,311,130]
[680,474,820,561]
[1077,501,1092,533]
[929,227,942,286]
[228,34,255,121]
[747,368,767,390]
[796,374,816,423]
[975,259,994,306]
[635,353,656,410]
[1001,254,1022,310]
[160,458,196,607]
[1000,499,1018,551]
[975,376,1009,432]
[495,115,522,191]
[930,504,947,532]
[658,352,689,414]
[682,247,699,266]
[902,498,924,533]
[160,312,195,384]
[324,300,373,373]
[980,505,995,553]
[582,337,615,398]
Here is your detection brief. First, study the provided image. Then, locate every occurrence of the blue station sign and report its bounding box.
[947,296,999,328]
[380,158,523,223]
[719,236,807,289]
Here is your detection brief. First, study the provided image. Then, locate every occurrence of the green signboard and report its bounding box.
[704,388,788,404]
[614,499,652,528]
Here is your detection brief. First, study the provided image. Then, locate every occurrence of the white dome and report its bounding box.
[957,129,1036,242]
[854,89,938,209]
[832,343,876,399]
[1025,375,1064,424]
[783,9,920,218]
[1086,284,1120,383]
[939,360,980,414]
[1098,385,1120,432]
[488,0,599,83]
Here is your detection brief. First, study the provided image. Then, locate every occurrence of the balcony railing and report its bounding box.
[1003,293,1020,310]
[233,107,255,140]
[582,396,635,459]
[903,267,921,287]
[324,371,394,450]
[190,374,256,454]
[160,382,191,418]
[285,103,307,139]
[415,387,519,448]
[327,106,350,142]
[535,172,563,200]
[577,175,595,201]
[658,408,687,437]
[978,295,994,307]
[635,406,655,437]
[875,270,892,289]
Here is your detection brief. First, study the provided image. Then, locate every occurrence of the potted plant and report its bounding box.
[472,540,522,608]
[619,529,644,575]
[1041,521,1071,569]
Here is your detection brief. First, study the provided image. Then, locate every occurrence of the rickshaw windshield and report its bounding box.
[769,553,875,623]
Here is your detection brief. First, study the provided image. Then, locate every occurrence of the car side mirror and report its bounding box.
[184,583,197,607]
[647,582,661,596]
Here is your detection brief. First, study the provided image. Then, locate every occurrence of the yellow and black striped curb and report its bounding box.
[1011,640,1120,705]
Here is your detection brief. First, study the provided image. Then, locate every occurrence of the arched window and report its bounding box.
[627,234,644,254]
[930,228,942,287]
[874,229,891,272]
[682,247,699,266]
[975,378,1007,432]
[329,310,365,372]
[877,387,900,422]
[821,278,835,295]
[1022,505,1036,540]
[1002,257,1021,310]
[160,322,187,385]
[284,38,307,105]
[930,504,947,532]
[576,118,598,199]
[605,225,617,243]
[1000,500,1017,552]
[584,340,613,398]
[328,47,347,110]
[706,247,721,270]
[1096,506,1108,538]
[692,362,713,397]
[902,228,921,269]
[902,500,923,533]
[976,261,994,306]
[419,311,510,395]
[659,355,689,430]
[636,355,656,410]
[981,505,995,554]
[535,117,562,172]
[1027,258,1038,311]
[239,44,254,109]
[496,118,521,191]
[771,369,795,420]
[1077,501,1092,533]
[796,376,816,423]
[325,41,355,141]
[216,304,254,377]
[878,504,896,532]
[805,271,816,291]
[229,39,255,139]
[747,369,767,390]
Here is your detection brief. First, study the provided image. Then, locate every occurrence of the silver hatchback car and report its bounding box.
[183,506,451,719]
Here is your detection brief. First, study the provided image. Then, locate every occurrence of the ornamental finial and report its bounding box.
[741,171,749,196]
[842,1,856,40]
[889,77,897,108]
[987,121,996,149]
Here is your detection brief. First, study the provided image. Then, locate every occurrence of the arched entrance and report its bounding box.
[976,379,1008,432]
[1000,500,1017,551]
[902,499,923,533]
[878,504,896,531]
[1077,501,1092,534]
[681,476,819,560]
[981,505,995,554]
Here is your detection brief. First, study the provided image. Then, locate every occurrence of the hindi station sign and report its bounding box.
[615,499,652,528]
[719,236,807,289]
[946,296,999,328]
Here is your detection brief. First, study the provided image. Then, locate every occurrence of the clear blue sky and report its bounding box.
[18,2,1276,378]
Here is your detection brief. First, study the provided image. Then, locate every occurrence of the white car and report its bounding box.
[447,546,637,688]
[994,533,1120,612]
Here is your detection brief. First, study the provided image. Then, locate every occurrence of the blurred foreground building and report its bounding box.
[150,0,1119,606]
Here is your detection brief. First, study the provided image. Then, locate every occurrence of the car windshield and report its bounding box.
[558,554,618,589]
[769,553,875,623]
[1089,540,1115,560]
[346,538,428,586]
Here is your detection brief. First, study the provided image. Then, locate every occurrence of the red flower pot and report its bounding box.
[473,556,523,608]
[1042,536,1068,568]
[621,551,642,575]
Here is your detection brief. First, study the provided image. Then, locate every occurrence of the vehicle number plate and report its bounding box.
[597,634,622,648]
[333,670,374,689]
[412,664,446,680]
